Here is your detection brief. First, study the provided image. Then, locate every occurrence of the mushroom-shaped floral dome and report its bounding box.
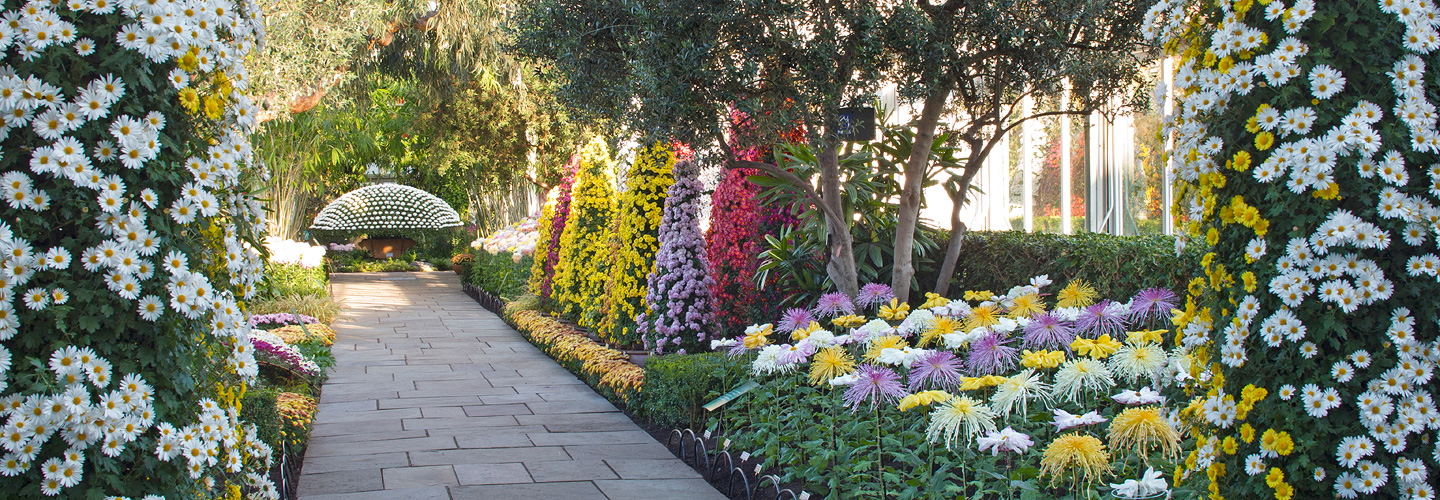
[310,183,462,231]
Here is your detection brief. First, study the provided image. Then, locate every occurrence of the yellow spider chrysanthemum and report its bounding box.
[864,335,907,361]
[1007,293,1046,318]
[963,304,1001,332]
[917,317,956,348]
[1039,433,1112,485]
[1108,406,1181,461]
[1055,280,1099,308]
[808,346,854,385]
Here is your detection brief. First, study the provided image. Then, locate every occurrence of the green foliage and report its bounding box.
[638,353,747,430]
[265,263,329,299]
[468,251,534,299]
[239,386,284,458]
[753,142,943,305]
[249,0,388,110]
[947,231,1202,299]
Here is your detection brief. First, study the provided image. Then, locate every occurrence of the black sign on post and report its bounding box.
[835,107,876,141]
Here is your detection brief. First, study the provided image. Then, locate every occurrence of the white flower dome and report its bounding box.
[309,183,462,231]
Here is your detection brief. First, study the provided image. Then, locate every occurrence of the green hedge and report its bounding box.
[638,353,748,430]
[239,386,283,453]
[468,251,534,298]
[946,230,1202,299]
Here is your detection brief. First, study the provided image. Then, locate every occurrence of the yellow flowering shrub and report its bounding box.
[552,139,617,328]
[600,142,675,345]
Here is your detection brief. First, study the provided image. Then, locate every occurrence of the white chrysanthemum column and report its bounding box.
[1146,0,1439,498]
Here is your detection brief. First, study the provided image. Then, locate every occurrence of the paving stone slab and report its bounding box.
[450,481,608,500]
[305,435,457,458]
[300,486,450,500]
[594,478,730,499]
[524,459,618,482]
[454,462,533,485]
[604,458,708,480]
[299,451,410,474]
[383,464,458,488]
[409,446,573,466]
[296,469,383,496]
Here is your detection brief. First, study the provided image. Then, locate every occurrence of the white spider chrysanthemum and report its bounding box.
[989,369,1051,417]
[1052,358,1116,403]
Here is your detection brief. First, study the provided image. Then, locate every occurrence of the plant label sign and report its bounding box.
[703,430,711,439]
[835,107,876,141]
[739,451,750,461]
[703,380,760,411]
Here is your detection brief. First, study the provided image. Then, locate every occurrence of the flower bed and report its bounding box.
[506,307,644,405]
[706,277,1186,498]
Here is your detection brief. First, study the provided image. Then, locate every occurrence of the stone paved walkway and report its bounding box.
[297,272,725,500]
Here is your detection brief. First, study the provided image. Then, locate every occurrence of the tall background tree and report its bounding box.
[883,0,1153,299]
[510,0,891,297]
[510,0,1151,300]
[252,0,587,241]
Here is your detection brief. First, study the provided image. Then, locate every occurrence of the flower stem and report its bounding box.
[874,405,885,499]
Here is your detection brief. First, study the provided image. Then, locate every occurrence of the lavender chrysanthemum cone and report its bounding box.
[637,161,717,354]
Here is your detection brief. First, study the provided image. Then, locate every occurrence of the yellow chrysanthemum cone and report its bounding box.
[1108,406,1181,461]
[1039,433,1112,486]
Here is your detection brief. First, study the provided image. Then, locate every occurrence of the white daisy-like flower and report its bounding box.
[21,287,48,310]
[136,295,164,321]
[1309,64,1346,99]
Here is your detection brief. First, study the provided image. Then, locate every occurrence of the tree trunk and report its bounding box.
[818,141,860,298]
[933,154,984,296]
[890,88,951,302]
[933,203,966,297]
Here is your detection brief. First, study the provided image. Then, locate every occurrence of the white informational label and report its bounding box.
[704,430,712,439]
[739,451,750,461]
[754,464,763,475]
[799,492,811,500]
[723,439,731,449]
